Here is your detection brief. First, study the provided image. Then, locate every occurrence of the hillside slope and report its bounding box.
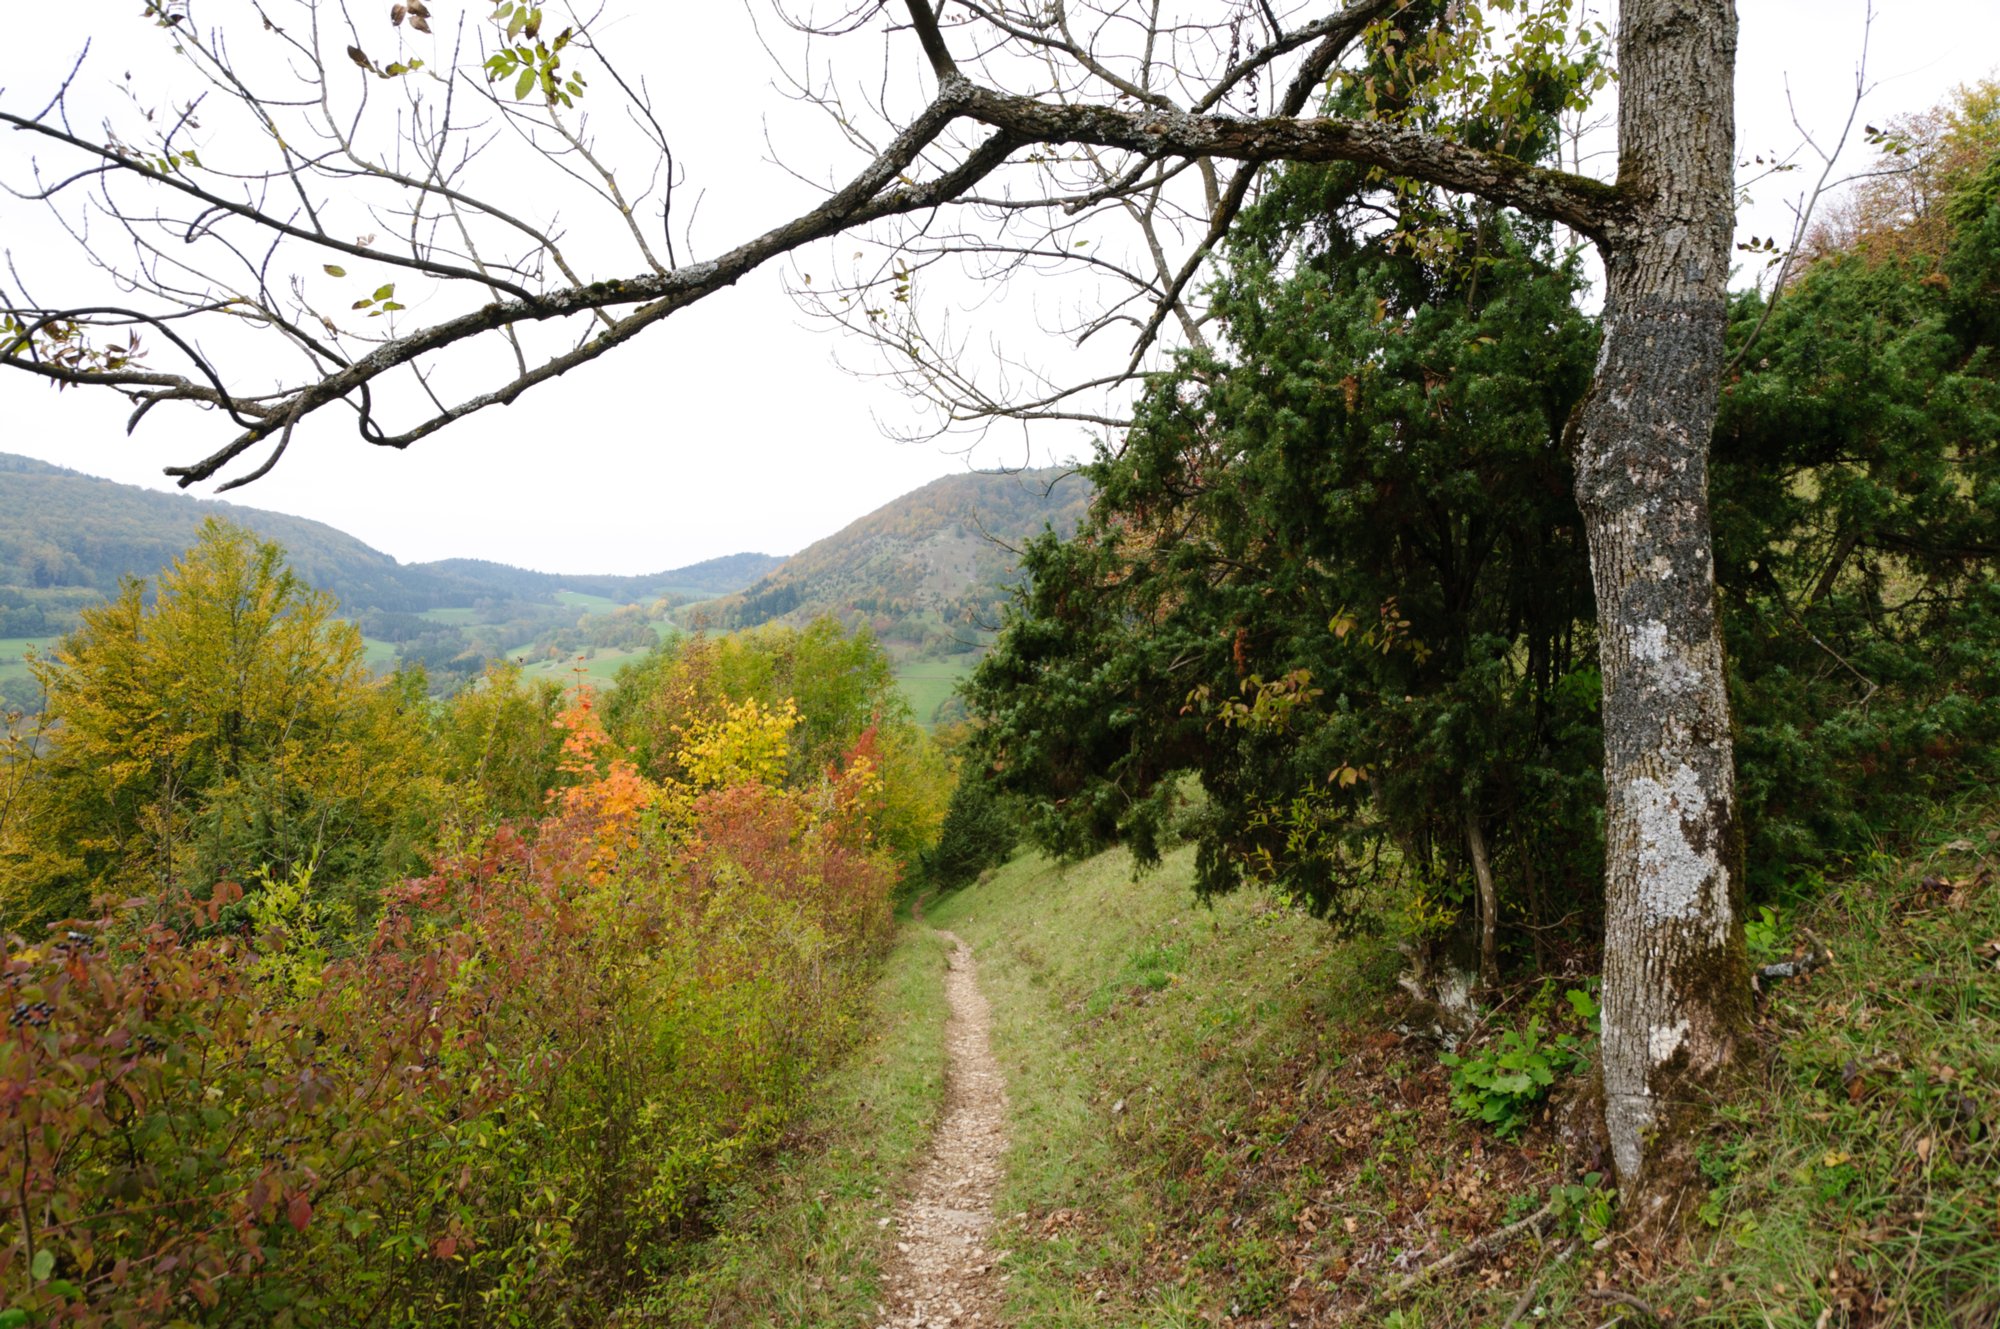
[420,551,782,604]
[0,454,778,697]
[0,454,776,625]
[913,811,2000,1327]
[709,467,1090,657]
[672,803,2000,1326]
[0,454,467,630]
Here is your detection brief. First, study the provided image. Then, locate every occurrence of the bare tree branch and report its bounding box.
[2,0,1625,487]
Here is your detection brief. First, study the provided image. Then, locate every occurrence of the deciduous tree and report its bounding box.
[0,519,433,929]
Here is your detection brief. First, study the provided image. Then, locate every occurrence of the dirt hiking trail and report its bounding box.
[876,931,1010,1327]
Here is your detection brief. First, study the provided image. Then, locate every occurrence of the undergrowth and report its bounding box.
[641,923,952,1326]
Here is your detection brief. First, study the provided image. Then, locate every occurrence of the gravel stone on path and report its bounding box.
[876,931,1010,1328]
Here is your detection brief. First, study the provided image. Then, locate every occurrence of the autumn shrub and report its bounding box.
[0,519,440,936]
[607,618,950,875]
[2,690,902,1325]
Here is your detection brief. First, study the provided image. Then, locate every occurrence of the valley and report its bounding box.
[0,455,1082,722]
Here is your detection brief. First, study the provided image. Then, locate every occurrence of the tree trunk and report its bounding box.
[1573,0,1751,1220]
[1466,810,1500,993]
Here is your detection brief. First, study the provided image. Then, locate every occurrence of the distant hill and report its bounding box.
[0,454,777,701]
[707,467,1090,657]
[0,453,1087,720]
[0,454,469,631]
[0,453,773,627]
[423,552,783,604]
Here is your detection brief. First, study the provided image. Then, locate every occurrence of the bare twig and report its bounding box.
[1383,1200,1560,1301]
[1501,1238,1580,1329]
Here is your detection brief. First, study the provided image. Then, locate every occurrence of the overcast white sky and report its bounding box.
[2,2,1995,575]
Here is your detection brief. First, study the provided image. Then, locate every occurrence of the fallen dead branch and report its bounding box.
[1381,1199,1559,1302]
[1586,1285,1665,1322]
[1500,1238,1581,1329]
[1753,933,1833,992]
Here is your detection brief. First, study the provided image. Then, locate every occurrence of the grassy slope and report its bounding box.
[925,847,1419,1327]
[916,808,2000,1327]
[519,648,646,687]
[0,636,53,689]
[658,805,1997,1326]
[892,656,976,727]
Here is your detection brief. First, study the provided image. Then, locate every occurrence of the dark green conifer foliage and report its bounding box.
[923,768,1018,891]
[1714,152,2000,893]
[972,100,2000,959]
[970,183,1603,933]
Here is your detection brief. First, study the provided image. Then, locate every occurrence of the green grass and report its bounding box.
[553,589,623,612]
[641,924,954,1326]
[1646,802,2000,1327]
[893,657,976,726]
[925,845,1399,1326]
[519,646,653,687]
[415,605,482,624]
[360,636,400,670]
[913,802,2000,1327]
[0,636,56,684]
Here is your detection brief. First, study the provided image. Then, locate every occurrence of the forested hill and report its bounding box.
[423,551,783,602]
[0,453,456,624]
[710,467,1090,655]
[0,453,775,635]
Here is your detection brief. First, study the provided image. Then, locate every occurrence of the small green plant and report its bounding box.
[1126,940,1186,990]
[1563,983,1601,1031]
[1744,903,1787,962]
[1548,1174,1616,1240]
[1439,1016,1589,1138]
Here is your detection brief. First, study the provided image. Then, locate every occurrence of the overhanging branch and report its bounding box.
[953,84,1628,244]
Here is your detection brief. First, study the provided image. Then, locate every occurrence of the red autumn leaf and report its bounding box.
[435,1234,459,1259]
[288,1192,313,1232]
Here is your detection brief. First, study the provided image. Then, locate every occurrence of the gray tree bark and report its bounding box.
[1572,0,1751,1216]
[1466,811,1500,993]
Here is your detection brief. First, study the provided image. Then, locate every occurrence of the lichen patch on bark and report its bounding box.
[1629,762,1730,936]
[1648,1019,1690,1064]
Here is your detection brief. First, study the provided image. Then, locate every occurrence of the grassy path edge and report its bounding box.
[646,924,954,1326]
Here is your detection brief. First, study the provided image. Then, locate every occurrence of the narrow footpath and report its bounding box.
[876,931,1010,1328]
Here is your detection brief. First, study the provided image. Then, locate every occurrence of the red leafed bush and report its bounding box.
[3,711,903,1325]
